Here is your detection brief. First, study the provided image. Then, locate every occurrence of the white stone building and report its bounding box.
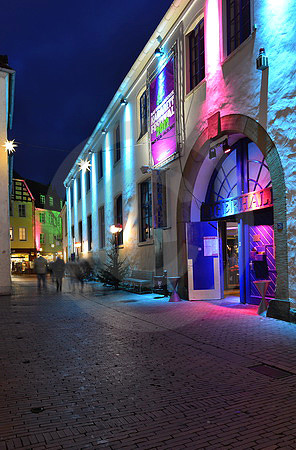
[64,0,296,312]
[0,56,15,295]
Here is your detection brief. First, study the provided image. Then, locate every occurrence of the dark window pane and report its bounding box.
[140,179,152,242]
[189,18,205,91]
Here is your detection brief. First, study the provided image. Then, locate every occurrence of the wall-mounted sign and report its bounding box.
[150,57,177,167]
[203,236,219,256]
[201,187,273,221]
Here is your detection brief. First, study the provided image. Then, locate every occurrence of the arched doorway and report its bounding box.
[177,114,288,302]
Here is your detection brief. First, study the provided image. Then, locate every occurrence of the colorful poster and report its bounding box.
[150,57,177,166]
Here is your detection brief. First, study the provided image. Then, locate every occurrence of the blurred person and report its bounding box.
[52,257,65,292]
[33,255,48,291]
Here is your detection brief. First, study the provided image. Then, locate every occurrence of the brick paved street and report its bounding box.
[1,276,296,449]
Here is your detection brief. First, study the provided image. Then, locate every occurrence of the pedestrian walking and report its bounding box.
[33,255,48,291]
[52,257,65,292]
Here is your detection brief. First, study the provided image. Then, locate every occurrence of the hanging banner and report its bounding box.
[150,57,177,167]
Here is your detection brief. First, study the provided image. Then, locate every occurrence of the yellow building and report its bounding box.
[10,177,64,273]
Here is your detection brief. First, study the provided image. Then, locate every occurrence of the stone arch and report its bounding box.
[177,114,288,301]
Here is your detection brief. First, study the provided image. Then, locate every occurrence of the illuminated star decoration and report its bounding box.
[3,139,17,154]
[78,159,91,172]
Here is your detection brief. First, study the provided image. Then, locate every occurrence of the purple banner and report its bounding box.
[150,57,176,166]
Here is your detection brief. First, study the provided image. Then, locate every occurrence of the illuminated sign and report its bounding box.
[150,57,177,166]
[201,187,273,221]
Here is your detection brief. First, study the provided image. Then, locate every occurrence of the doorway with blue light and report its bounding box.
[187,138,276,305]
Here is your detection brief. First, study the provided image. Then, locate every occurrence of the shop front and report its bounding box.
[11,249,36,274]
[186,138,275,305]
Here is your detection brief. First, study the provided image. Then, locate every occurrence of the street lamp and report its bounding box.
[110,224,123,248]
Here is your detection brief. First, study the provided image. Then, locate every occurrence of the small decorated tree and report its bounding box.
[97,237,128,289]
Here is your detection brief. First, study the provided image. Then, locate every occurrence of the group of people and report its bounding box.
[33,255,85,293]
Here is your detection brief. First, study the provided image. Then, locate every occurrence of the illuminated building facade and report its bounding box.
[10,177,63,272]
[0,56,15,294]
[64,0,296,311]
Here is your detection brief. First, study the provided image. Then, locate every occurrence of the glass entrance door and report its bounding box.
[224,222,239,295]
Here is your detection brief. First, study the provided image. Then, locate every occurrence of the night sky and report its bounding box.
[1,0,173,195]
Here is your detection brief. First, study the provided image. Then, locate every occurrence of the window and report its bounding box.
[139,91,148,138]
[19,227,26,241]
[64,214,68,236]
[39,212,45,223]
[40,194,45,204]
[139,179,152,242]
[70,183,74,207]
[10,227,13,241]
[49,196,53,206]
[188,18,205,91]
[115,194,123,246]
[114,124,121,163]
[226,0,251,55]
[18,204,26,218]
[49,214,56,225]
[99,206,105,248]
[40,233,45,244]
[98,149,103,179]
[86,169,91,192]
[77,175,81,201]
[87,214,92,251]
[78,221,82,247]
[60,200,63,209]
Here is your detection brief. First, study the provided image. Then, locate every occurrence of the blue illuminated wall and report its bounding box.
[91,152,99,252]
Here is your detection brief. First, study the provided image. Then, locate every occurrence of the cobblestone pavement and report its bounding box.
[1,276,296,450]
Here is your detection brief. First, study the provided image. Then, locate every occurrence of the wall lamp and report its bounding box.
[140,165,152,174]
[155,47,164,57]
[209,135,230,159]
[102,129,106,135]
[223,139,232,154]
[110,224,123,234]
[120,98,127,106]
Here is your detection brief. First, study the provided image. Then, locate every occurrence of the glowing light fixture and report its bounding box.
[51,244,55,248]
[155,47,164,57]
[78,159,91,172]
[110,224,123,234]
[102,129,106,135]
[223,140,232,154]
[256,48,269,71]
[3,139,17,154]
[120,98,127,106]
